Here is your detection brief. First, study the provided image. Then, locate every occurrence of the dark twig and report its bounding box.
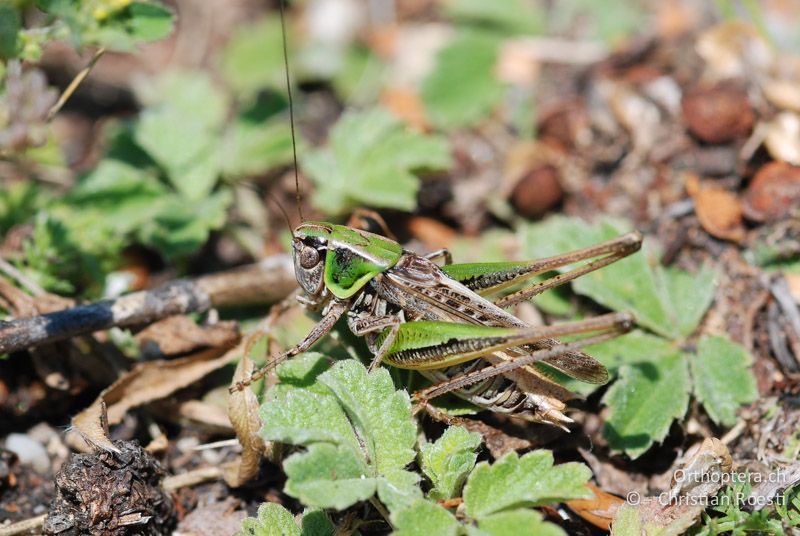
[0,255,295,355]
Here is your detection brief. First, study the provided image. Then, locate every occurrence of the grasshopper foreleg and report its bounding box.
[349,314,403,371]
[229,300,348,392]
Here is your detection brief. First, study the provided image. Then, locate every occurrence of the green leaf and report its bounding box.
[421,426,482,500]
[602,347,690,458]
[283,443,376,510]
[476,510,566,536]
[133,71,228,200]
[220,16,286,98]
[318,360,416,475]
[221,116,295,178]
[260,359,420,511]
[124,2,174,42]
[691,335,757,427]
[446,0,544,35]
[521,217,717,339]
[0,4,20,59]
[661,265,717,338]
[393,500,461,536]
[237,503,299,536]
[587,331,679,376]
[136,190,232,259]
[237,503,334,536]
[463,450,591,518]
[421,31,504,129]
[302,107,450,214]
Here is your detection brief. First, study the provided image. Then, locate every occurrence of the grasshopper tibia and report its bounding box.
[411,311,633,407]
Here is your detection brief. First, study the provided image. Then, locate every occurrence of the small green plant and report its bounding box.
[241,353,593,535]
[522,216,758,458]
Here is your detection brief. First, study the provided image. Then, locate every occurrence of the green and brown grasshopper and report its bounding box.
[231,218,641,427]
[229,0,643,428]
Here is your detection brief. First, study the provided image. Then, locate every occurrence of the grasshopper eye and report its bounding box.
[299,246,320,269]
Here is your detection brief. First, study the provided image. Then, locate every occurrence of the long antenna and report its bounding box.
[279,0,303,223]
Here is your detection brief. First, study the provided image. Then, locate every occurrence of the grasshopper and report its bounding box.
[229,1,643,428]
[231,219,641,427]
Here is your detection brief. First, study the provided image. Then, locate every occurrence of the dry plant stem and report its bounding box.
[0,257,45,296]
[162,464,229,490]
[46,47,106,121]
[0,255,295,354]
[0,514,47,536]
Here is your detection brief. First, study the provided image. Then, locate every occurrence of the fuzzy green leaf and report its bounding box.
[662,265,717,338]
[237,503,299,536]
[260,359,420,511]
[463,450,591,518]
[393,499,461,536]
[446,0,543,34]
[133,71,228,200]
[691,335,758,427]
[421,426,482,500]
[237,503,334,536]
[602,346,690,458]
[302,107,450,214]
[220,16,286,98]
[124,2,174,43]
[421,31,504,129]
[475,510,566,536]
[283,443,376,510]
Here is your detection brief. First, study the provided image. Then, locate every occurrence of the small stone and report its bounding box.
[5,433,49,474]
[682,81,755,143]
[742,161,800,222]
[511,165,563,219]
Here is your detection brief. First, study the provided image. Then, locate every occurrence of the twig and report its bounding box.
[46,47,106,121]
[0,255,296,354]
[368,497,393,530]
[0,514,47,536]
[163,464,228,490]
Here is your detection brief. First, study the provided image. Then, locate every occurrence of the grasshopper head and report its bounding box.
[291,223,331,299]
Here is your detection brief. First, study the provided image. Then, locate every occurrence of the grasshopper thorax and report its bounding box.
[292,221,403,301]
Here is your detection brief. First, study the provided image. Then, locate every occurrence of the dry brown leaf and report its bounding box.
[566,482,624,531]
[135,315,240,357]
[71,341,240,452]
[70,400,120,453]
[611,438,731,536]
[406,216,457,250]
[381,87,429,131]
[224,355,267,487]
[686,175,746,242]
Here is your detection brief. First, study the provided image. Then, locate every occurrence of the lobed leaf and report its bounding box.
[420,426,482,500]
[690,335,758,427]
[475,510,566,536]
[393,499,461,536]
[237,503,334,536]
[302,107,450,214]
[421,31,504,130]
[259,359,420,511]
[602,346,691,458]
[463,450,592,518]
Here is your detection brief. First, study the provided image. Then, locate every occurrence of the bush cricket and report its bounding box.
[229,2,643,428]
